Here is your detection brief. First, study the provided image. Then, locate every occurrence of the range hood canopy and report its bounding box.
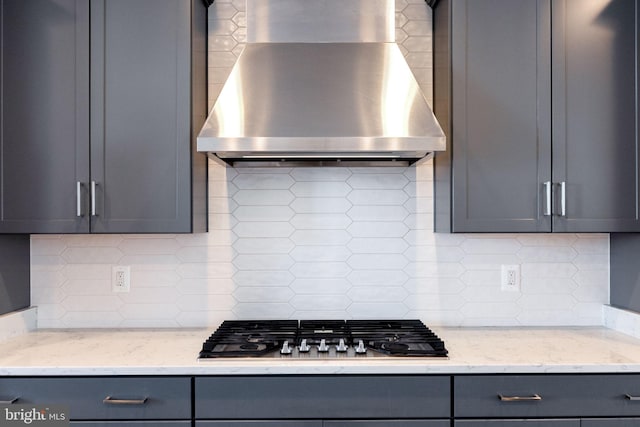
[197,0,445,166]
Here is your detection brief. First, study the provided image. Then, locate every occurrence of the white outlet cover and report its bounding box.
[112,265,131,293]
[500,264,521,292]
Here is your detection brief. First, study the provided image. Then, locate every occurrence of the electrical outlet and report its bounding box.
[112,265,131,293]
[501,264,521,292]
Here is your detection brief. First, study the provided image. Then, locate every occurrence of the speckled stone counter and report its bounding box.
[1,327,640,376]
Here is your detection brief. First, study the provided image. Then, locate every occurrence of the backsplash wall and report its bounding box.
[30,0,609,328]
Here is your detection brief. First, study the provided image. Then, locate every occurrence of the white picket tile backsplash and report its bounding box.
[31,162,609,328]
[29,0,610,328]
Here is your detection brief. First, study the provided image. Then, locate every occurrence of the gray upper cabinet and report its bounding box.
[434,0,639,233]
[0,0,91,233]
[0,0,207,234]
[551,0,639,232]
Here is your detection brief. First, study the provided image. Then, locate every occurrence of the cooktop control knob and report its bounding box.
[298,339,310,353]
[336,338,348,352]
[355,339,367,354]
[280,340,292,355]
[318,338,329,352]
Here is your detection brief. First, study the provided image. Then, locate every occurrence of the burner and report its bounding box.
[198,319,448,359]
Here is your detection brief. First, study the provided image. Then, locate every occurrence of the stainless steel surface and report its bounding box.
[498,394,542,402]
[247,0,394,43]
[0,397,19,404]
[280,340,293,355]
[197,0,445,164]
[76,181,83,217]
[103,396,148,405]
[198,43,445,160]
[625,394,640,401]
[544,181,552,216]
[298,339,310,353]
[91,181,97,216]
[560,181,567,217]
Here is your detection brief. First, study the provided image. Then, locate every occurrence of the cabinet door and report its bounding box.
[0,377,190,420]
[90,0,194,233]
[455,421,579,426]
[196,423,322,427]
[0,0,90,233]
[582,420,640,427]
[195,376,450,419]
[325,422,450,427]
[551,0,640,232]
[72,423,190,426]
[448,0,552,232]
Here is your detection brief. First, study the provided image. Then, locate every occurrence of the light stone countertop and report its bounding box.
[2,327,640,376]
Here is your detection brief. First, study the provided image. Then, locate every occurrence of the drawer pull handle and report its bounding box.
[498,394,542,402]
[0,397,19,404]
[103,396,148,405]
[625,394,640,401]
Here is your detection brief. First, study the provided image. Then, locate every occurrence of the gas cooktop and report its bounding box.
[198,319,448,359]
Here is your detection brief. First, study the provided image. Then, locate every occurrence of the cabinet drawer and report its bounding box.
[455,421,579,427]
[0,377,190,420]
[196,422,322,427]
[72,423,191,427]
[582,420,640,427]
[326,422,450,427]
[455,375,640,418]
[195,376,450,419]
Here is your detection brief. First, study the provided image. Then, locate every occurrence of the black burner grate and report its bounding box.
[199,319,448,358]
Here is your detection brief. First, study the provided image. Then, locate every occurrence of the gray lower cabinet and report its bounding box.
[72,424,191,427]
[195,423,323,427]
[455,422,579,426]
[434,0,640,233]
[0,0,207,234]
[454,374,640,424]
[195,376,450,426]
[581,420,640,427]
[325,422,450,427]
[196,423,448,427]
[0,377,190,421]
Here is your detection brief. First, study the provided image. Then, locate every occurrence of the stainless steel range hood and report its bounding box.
[197,0,445,166]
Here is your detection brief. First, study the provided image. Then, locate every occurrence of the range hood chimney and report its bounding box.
[197,0,445,167]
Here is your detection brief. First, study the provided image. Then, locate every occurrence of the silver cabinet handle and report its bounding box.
[76,182,84,217]
[91,181,98,216]
[625,394,640,401]
[559,181,566,217]
[103,396,148,405]
[0,397,19,404]
[543,181,552,216]
[498,394,542,402]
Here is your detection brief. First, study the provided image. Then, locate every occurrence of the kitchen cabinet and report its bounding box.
[433,0,640,233]
[581,421,640,426]
[324,422,450,427]
[0,376,191,422]
[72,424,190,426]
[195,376,450,425]
[454,374,640,424]
[0,0,207,234]
[455,422,579,426]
